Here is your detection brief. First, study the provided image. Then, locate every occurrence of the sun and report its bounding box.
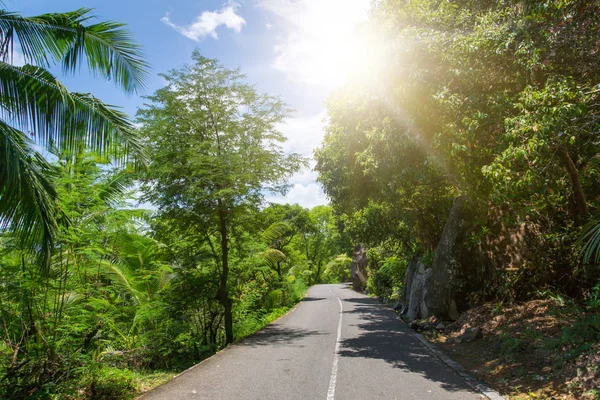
[271,0,376,88]
[307,27,374,87]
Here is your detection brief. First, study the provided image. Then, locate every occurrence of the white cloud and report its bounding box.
[279,111,326,156]
[257,0,371,86]
[268,111,329,208]
[266,183,328,209]
[162,3,246,41]
[289,162,318,186]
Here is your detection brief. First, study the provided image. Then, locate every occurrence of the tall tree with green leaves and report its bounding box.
[316,0,600,301]
[137,51,305,344]
[0,7,149,268]
[294,206,343,283]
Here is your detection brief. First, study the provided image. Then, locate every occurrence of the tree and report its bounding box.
[261,221,296,278]
[0,7,149,268]
[137,52,305,343]
[322,254,352,283]
[316,0,600,299]
[294,206,341,283]
[0,151,155,395]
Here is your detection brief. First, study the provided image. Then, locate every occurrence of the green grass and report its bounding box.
[234,297,307,341]
[51,366,175,399]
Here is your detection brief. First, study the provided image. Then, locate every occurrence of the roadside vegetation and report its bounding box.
[2,1,600,399]
[0,6,349,399]
[315,0,600,398]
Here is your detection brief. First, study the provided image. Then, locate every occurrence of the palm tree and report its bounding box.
[0,7,149,269]
[581,218,600,264]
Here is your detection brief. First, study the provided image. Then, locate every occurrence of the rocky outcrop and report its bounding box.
[424,196,468,319]
[400,196,470,321]
[400,258,431,320]
[400,257,417,308]
[351,245,368,292]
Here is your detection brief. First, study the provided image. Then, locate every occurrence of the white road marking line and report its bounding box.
[326,289,343,400]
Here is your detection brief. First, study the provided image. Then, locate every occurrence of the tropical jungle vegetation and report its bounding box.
[1,0,599,398]
[315,1,600,396]
[316,0,600,304]
[0,6,348,398]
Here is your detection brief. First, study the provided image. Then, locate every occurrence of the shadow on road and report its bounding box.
[302,297,326,302]
[339,296,475,393]
[238,325,326,348]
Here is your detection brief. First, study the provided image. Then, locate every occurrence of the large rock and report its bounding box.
[447,326,482,344]
[400,257,418,312]
[400,259,432,320]
[400,196,470,321]
[351,245,368,292]
[424,196,468,318]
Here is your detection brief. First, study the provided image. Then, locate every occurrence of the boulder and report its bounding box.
[460,327,482,343]
[351,245,368,292]
[448,326,482,344]
[400,196,471,322]
[424,196,468,319]
[405,261,432,321]
[400,257,419,310]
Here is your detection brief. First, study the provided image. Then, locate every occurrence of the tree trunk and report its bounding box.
[315,260,323,283]
[557,146,588,225]
[223,298,233,345]
[217,200,234,345]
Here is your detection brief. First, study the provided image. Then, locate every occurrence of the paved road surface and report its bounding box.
[142,284,483,400]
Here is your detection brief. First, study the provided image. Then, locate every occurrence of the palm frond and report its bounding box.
[98,169,134,206]
[63,291,85,306]
[0,8,149,92]
[0,120,57,269]
[158,267,175,290]
[580,217,600,264]
[0,62,148,163]
[262,221,294,246]
[101,260,143,304]
[142,266,174,299]
[260,248,286,268]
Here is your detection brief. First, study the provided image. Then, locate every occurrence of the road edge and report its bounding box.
[410,331,505,400]
[137,295,306,399]
[375,298,506,400]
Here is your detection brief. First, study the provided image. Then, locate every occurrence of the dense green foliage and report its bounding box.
[0,7,149,269]
[0,151,343,397]
[5,1,599,398]
[315,0,600,301]
[136,51,307,344]
[0,46,346,397]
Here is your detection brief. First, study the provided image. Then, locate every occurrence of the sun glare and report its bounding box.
[272,0,376,88]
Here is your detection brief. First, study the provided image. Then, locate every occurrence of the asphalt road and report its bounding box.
[141,284,483,400]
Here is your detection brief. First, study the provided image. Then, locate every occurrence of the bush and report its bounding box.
[285,276,308,304]
[234,275,307,341]
[322,255,352,283]
[79,365,137,400]
[366,256,406,298]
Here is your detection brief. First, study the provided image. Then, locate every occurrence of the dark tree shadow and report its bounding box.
[302,297,326,302]
[238,325,326,348]
[339,295,477,393]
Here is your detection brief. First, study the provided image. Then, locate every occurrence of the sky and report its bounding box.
[14,0,372,209]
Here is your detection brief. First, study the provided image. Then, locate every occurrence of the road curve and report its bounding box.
[141,284,483,400]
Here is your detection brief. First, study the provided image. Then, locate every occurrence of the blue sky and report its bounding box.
[15,0,371,208]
